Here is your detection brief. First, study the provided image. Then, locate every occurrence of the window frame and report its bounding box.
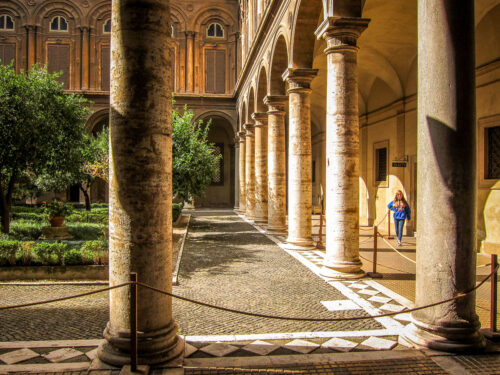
[211,142,225,186]
[103,19,111,34]
[0,14,15,31]
[50,16,69,32]
[478,115,500,188]
[206,22,224,39]
[373,140,389,187]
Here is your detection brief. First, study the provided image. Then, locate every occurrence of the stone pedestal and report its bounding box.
[315,17,369,279]
[401,0,485,352]
[264,95,288,235]
[39,226,73,240]
[244,124,256,221]
[98,0,183,366]
[238,131,246,213]
[282,68,317,250]
[252,112,268,225]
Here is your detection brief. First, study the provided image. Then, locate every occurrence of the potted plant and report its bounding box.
[42,199,74,227]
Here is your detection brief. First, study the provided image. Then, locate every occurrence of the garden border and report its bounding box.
[0,265,107,281]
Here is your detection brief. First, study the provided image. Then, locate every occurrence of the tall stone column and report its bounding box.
[234,137,240,210]
[315,17,369,279]
[185,31,195,92]
[282,68,317,250]
[98,0,183,366]
[238,131,246,213]
[80,26,90,90]
[25,25,37,70]
[264,95,288,235]
[245,124,255,221]
[252,112,268,225]
[402,0,484,351]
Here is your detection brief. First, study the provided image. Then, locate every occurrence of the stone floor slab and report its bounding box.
[379,303,404,312]
[85,348,99,361]
[361,336,398,350]
[43,347,84,362]
[0,348,39,364]
[199,343,238,357]
[321,300,362,311]
[184,343,198,357]
[321,337,359,352]
[358,289,380,296]
[283,339,320,354]
[242,340,280,355]
[368,296,392,304]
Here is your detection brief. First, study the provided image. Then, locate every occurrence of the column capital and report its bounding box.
[315,17,370,54]
[185,30,196,38]
[244,123,255,134]
[238,130,246,142]
[79,26,90,33]
[251,112,268,126]
[25,24,37,32]
[282,68,318,92]
[264,95,288,113]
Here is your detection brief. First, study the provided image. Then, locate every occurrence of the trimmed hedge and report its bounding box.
[172,202,183,223]
[0,241,19,266]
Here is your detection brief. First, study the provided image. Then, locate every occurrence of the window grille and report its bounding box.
[0,15,14,30]
[207,23,224,38]
[50,16,68,31]
[487,126,500,179]
[376,147,387,182]
[211,143,224,185]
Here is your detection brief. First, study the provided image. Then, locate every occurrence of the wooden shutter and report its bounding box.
[48,45,70,89]
[487,126,500,179]
[215,50,225,94]
[0,44,15,66]
[376,147,387,182]
[101,46,110,91]
[205,49,215,93]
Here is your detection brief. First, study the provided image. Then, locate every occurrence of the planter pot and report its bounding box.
[49,216,65,227]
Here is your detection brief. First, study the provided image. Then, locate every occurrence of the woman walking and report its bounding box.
[388,190,411,246]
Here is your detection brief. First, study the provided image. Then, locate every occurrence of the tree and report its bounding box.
[0,64,91,232]
[172,106,221,203]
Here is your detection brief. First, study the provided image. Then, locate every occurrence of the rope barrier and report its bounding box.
[1,265,497,323]
[377,230,417,265]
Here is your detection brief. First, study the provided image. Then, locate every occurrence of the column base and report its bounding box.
[254,217,268,225]
[244,214,255,222]
[285,237,316,250]
[266,225,287,236]
[400,320,486,353]
[320,258,365,279]
[98,321,184,366]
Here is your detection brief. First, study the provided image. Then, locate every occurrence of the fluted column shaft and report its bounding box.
[316,17,369,279]
[252,112,268,225]
[238,131,246,213]
[282,68,317,250]
[245,124,255,220]
[402,0,484,352]
[264,95,288,234]
[98,0,183,366]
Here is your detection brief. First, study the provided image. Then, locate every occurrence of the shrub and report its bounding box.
[0,241,20,266]
[63,248,83,265]
[33,242,69,265]
[80,240,108,265]
[42,199,74,218]
[18,241,35,265]
[11,205,44,214]
[91,203,108,209]
[66,211,107,224]
[67,223,106,240]
[172,202,183,223]
[9,220,43,241]
[12,212,46,222]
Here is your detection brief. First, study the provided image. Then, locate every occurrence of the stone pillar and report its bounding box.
[264,95,288,235]
[98,0,183,366]
[238,131,247,213]
[402,0,484,351]
[315,17,368,278]
[25,25,37,70]
[80,26,90,90]
[245,124,255,221]
[234,137,240,210]
[282,68,317,250]
[185,31,195,92]
[252,112,268,225]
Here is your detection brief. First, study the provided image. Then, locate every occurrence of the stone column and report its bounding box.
[282,68,317,250]
[264,95,288,235]
[25,25,37,70]
[238,131,247,213]
[315,17,369,278]
[185,31,195,92]
[98,0,183,366]
[80,26,90,90]
[244,124,255,221]
[252,112,268,225]
[402,0,484,351]
[234,137,240,211]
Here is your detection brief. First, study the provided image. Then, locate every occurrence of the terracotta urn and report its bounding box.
[49,216,65,227]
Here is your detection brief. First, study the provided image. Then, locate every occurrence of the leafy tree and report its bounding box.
[172,106,221,203]
[0,64,90,232]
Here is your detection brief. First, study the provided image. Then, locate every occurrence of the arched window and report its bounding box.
[50,16,68,31]
[103,19,111,33]
[207,22,224,38]
[0,15,14,30]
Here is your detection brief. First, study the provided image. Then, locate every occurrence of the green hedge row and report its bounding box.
[0,240,108,266]
[1,220,106,241]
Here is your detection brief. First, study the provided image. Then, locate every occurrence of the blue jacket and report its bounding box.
[388,201,411,220]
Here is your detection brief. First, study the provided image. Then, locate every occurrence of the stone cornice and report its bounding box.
[264,95,288,112]
[282,68,318,92]
[315,17,370,54]
[251,112,268,125]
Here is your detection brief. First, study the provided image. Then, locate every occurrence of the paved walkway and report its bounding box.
[0,208,499,374]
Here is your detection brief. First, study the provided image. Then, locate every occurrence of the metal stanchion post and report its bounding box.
[316,210,325,250]
[367,226,382,278]
[482,254,500,341]
[130,272,138,371]
[387,209,393,239]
